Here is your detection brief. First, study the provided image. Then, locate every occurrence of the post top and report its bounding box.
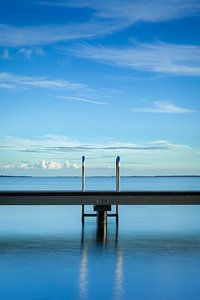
[116,156,120,163]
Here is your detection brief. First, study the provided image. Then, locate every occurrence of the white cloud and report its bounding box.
[63,161,80,169]
[1,134,79,151]
[40,0,200,23]
[0,72,88,91]
[19,162,34,170]
[1,134,198,155]
[147,140,196,153]
[1,160,80,170]
[18,47,44,59]
[1,135,199,175]
[1,0,199,47]
[1,163,16,169]
[34,160,80,170]
[56,95,108,105]
[131,100,196,113]
[0,21,121,47]
[0,83,21,89]
[150,140,169,145]
[68,42,200,76]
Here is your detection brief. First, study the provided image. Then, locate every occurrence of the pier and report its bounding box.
[0,157,200,229]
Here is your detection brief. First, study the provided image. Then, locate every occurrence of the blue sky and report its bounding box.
[0,0,200,176]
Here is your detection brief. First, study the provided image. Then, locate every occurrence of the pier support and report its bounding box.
[94,205,111,244]
[94,205,111,224]
[97,211,107,224]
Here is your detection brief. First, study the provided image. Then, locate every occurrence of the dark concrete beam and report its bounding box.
[0,191,200,205]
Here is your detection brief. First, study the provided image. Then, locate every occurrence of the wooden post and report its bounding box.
[116,156,120,224]
[82,156,85,224]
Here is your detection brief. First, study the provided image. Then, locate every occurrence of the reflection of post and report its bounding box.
[95,205,111,245]
[82,156,85,224]
[79,248,88,299]
[79,225,88,299]
[114,226,123,299]
[114,225,123,300]
[96,221,107,245]
[114,249,123,299]
[80,223,121,298]
[116,156,120,224]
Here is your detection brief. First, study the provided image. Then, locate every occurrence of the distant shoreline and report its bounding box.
[1,175,200,178]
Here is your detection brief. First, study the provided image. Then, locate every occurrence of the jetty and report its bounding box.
[0,156,200,227]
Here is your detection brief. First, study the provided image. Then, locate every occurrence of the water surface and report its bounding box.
[0,177,200,299]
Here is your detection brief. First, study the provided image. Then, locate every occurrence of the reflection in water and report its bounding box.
[79,223,123,299]
[79,224,88,299]
[79,245,88,299]
[96,222,107,245]
[114,249,123,299]
[1,204,200,299]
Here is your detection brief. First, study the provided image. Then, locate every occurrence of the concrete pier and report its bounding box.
[1,190,199,205]
[0,157,200,227]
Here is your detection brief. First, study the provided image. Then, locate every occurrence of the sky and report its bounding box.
[0,0,200,176]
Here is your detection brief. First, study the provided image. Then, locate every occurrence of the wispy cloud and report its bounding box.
[1,134,197,155]
[147,140,198,154]
[1,135,199,175]
[56,95,108,106]
[40,0,200,23]
[68,42,200,76]
[0,21,122,47]
[0,72,88,91]
[1,0,199,47]
[17,47,44,59]
[131,100,196,113]
[0,135,79,151]
[0,83,21,90]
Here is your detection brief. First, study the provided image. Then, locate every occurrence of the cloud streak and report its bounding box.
[68,42,200,76]
[131,101,196,113]
[0,21,123,47]
[56,95,107,106]
[1,136,199,175]
[0,72,88,91]
[40,0,200,23]
[0,0,199,47]
[1,135,197,155]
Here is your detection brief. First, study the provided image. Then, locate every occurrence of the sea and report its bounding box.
[0,176,200,300]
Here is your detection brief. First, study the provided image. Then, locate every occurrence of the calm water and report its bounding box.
[0,177,200,300]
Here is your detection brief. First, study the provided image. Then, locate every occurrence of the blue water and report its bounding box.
[0,175,200,191]
[0,177,200,300]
